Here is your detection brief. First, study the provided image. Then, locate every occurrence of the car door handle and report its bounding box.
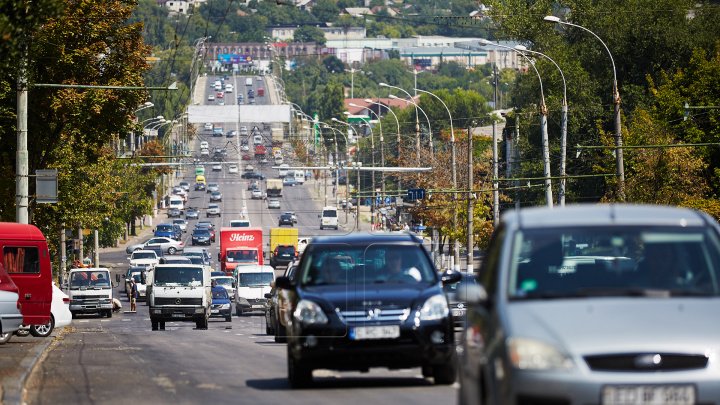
[25,293,32,299]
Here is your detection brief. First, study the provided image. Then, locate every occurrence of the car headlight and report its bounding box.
[507,337,574,370]
[419,294,449,321]
[293,299,328,325]
[221,303,230,309]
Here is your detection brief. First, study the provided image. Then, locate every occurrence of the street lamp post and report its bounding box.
[515,44,569,206]
[388,94,433,159]
[380,83,422,161]
[544,15,624,201]
[364,99,402,198]
[350,103,385,203]
[480,39,553,208]
[413,88,460,271]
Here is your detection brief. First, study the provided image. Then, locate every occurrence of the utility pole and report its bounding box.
[492,64,500,226]
[78,224,83,261]
[60,225,66,279]
[94,229,100,267]
[467,125,474,274]
[515,112,521,209]
[16,44,29,224]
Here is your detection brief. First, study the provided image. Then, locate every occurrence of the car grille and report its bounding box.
[154,297,202,306]
[75,295,109,300]
[337,308,411,324]
[584,353,708,372]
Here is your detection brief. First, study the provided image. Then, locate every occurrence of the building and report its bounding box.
[204,42,321,65]
[267,25,366,42]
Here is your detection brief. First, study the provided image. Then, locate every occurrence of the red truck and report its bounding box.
[254,144,267,157]
[218,227,264,275]
[257,88,264,97]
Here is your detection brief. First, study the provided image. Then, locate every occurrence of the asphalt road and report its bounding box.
[21,131,457,404]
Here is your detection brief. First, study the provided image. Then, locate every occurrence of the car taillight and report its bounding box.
[179,242,184,246]
[63,297,70,304]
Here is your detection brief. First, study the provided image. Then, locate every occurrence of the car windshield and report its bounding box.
[277,246,295,255]
[173,220,185,225]
[156,225,173,232]
[154,267,203,287]
[239,272,274,287]
[132,252,156,260]
[322,210,337,218]
[187,256,204,265]
[193,230,210,236]
[212,288,228,299]
[70,271,111,289]
[299,244,437,286]
[509,226,720,300]
[213,277,233,286]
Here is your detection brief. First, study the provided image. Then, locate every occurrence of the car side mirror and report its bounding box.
[232,282,236,288]
[264,293,273,299]
[217,253,221,261]
[441,270,462,285]
[274,276,294,290]
[457,283,489,306]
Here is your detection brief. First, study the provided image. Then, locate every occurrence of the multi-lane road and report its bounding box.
[18,91,458,404]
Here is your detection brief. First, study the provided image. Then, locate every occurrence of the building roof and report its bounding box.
[344,7,372,17]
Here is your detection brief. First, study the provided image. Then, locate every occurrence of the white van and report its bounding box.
[234,265,274,316]
[253,134,263,145]
[293,170,305,184]
[169,195,184,211]
[225,84,233,93]
[245,78,253,87]
[319,206,338,230]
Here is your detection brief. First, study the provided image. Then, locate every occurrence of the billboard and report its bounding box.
[217,54,253,64]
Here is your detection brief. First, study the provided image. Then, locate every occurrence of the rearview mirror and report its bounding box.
[232,282,236,288]
[264,293,272,299]
[441,270,462,285]
[274,276,294,290]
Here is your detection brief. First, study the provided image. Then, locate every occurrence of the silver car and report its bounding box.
[207,203,222,217]
[267,198,280,209]
[0,282,22,344]
[127,237,184,255]
[458,204,720,404]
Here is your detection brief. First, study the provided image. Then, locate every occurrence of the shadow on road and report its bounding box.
[246,375,432,391]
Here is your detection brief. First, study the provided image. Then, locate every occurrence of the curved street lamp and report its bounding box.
[380,82,422,160]
[364,98,402,200]
[388,94,433,159]
[480,38,553,208]
[414,88,459,270]
[515,44,569,207]
[543,15,624,201]
[350,102,385,198]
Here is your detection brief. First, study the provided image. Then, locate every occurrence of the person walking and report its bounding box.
[130,278,138,312]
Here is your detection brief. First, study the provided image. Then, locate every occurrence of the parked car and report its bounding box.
[191,228,212,246]
[0,263,22,344]
[185,207,200,220]
[206,203,222,217]
[209,191,223,202]
[278,213,294,227]
[210,285,232,322]
[267,198,281,209]
[457,204,720,405]
[274,233,461,387]
[264,263,297,339]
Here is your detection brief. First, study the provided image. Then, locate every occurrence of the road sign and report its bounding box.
[406,188,425,201]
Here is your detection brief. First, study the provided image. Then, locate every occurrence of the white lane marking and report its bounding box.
[79,320,89,323]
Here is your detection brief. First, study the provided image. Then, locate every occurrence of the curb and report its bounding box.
[1,337,53,405]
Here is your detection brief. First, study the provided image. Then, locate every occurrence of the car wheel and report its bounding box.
[151,318,159,331]
[225,316,232,322]
[432,354,458,385]
[106,310,113,318]
[0,332,12,344]
[235,306,241,317]
[287,347,312,388]
[168,247,177,255]
[30,316,54,338]
[274,318,286,343]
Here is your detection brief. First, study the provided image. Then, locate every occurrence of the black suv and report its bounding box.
[270,245,297,268]
[274,232,461,388]
[278,213,294,227]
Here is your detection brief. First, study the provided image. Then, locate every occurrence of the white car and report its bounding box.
[128,250,159,269]
[21,283,72,339]
[228,165,239,174]
[278,164,289,178]
[241,145,250,152]
[267,198,281,209]
[212,163,222,171]
[207,94,215,101]
[203,123,213,131]
[200,148,209,156]
[200,141,209,149]
[251,189,263,199]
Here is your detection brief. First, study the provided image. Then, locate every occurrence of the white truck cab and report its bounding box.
[148,264,211,330]
[234,265,274,316]
[67,268,114,318]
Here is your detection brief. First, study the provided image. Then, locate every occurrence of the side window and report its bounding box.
[479,227,506,297]
[3,246,40,274]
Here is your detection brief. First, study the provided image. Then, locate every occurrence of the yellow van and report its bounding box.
[195,175,206,184]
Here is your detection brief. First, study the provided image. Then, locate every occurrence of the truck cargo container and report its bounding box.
[218,227,263,275]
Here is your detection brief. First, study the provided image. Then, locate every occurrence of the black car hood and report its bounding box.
[302,283,439,312]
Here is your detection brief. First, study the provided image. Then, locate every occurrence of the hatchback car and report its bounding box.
[167,207,182,218]
[206,203,222,217]
[251,189,263,200]
[209,191,223,202]
[269,245,297,268]
[457,204,720,405]
[274,233,460,388]
[194,182,206,191]
[267,198,281,209]
[212,163,222,172]
[228,165,239,174]
[284,212,298,224]
[185,207,199,220]
[283,177,297,187]
[210,286,232,322]
[278,213,294,227]
[195,223,216,242]
[172,219,188,233]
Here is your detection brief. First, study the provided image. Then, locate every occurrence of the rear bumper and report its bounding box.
[1,313,24,334]
[150,306,206,321]
[236,297,267,312]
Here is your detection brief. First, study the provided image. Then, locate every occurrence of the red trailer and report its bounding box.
[218,227,264,275]
[254,144,267,157]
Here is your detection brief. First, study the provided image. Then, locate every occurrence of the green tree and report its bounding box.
[294,25,326,46]
[312,0,340,23]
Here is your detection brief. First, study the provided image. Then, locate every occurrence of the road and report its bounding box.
[18,90,458,404]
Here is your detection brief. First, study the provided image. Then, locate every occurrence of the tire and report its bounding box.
[159,321,165,330]
[106,310,113,319]
[30,316,54,338]
[432,355,458,385]
[151,318,159,331]
[235,305,241,317]
[0,332,12,345]
[274,318,287,343]
[225,316,232,322]
[287,347,312,388]
[168,247,177,255]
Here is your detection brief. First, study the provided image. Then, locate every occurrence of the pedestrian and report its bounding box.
[130,278,138,312]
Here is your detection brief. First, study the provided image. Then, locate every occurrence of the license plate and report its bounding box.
[451,309,465,317]
[602,385,695,405]
[211,309,219,313]
[251,305,264,309]
[172,313,184,318]
[351,325,400,340]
